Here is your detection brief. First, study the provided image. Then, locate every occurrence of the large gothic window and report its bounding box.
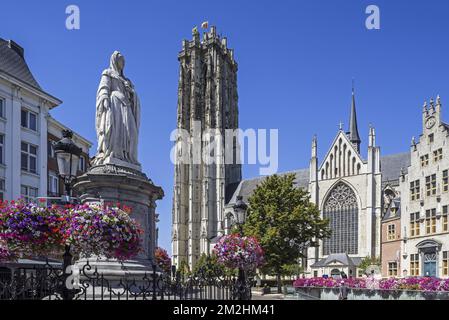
[322,182,359,255]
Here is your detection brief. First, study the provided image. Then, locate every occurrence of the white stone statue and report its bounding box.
[93,51,141,169]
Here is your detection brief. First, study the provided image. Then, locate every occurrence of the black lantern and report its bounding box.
[232,195,250,300]
[53,130,82,197]
[233,196,248,226]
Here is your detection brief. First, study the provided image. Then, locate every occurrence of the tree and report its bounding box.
[358,256,381,275]
[243,174,330,293]
[193,253,226,276]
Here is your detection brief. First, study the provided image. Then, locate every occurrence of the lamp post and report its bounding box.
[53,129,82,300]
[53,130,82,203]
[232,196,249,300]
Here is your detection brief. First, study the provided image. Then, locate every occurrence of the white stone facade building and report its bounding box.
[397,96,449,278]
[0,38,90,202]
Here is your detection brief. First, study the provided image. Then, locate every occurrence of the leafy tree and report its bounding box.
[177,260,191,278]
[281,263,304,278]
[243,174,330,293]
[193,253,226,276]
[358,256,381,275]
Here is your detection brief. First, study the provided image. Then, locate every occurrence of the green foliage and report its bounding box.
[194,253,238,277]
[281,263,304,277]
[177,260,191,277]
[243,173,330,278]
[358,256,381,274]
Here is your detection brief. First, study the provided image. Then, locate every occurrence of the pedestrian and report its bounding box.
[338,280,348,300]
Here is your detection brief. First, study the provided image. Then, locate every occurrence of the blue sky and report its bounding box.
[1,0,448,252]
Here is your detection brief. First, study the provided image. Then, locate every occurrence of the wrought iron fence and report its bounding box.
[0,260,253,301]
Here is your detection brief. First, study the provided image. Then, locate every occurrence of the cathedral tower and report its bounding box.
[172,26,242,269]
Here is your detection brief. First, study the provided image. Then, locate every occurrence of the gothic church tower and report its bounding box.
[172,26,242,269]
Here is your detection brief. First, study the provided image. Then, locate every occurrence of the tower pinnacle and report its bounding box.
[347,85,361,152]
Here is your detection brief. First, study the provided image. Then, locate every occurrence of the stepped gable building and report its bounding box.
[171,26,242,268]
[395,96,449,278]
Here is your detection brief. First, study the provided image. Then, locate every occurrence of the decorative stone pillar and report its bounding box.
[73,164,164,278]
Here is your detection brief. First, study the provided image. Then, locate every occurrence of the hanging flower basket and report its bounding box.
[0,200,69,256]
[155,247,171,274]
[0,241,14,262]
[213,234,264,271]
[66,204,143,261]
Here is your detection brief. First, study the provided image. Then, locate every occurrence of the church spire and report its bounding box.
[347,83,361,152]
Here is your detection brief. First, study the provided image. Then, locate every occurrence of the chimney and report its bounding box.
[8,40,24,58]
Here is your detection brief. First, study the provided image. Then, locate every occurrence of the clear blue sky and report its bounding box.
[1,0,448,252]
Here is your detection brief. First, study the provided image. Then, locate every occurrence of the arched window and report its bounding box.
[322,182,359,255]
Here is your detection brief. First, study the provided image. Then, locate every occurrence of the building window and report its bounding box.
[388,224,396,240]
[21,185,38,203]
[0,98,4,118]
[428,134,434,143]
[388,262,398,277]
[78,155,85,172]
[443,205,448,232]
[443,252,449,277]
[21,109,38,131]
[433,148,443,162]
[410,254,420,276]
[322,182,359,255]
[48,172,59,196]
[426,174,437,197]
[421,154,429,167]
[443,170,448,192]
[0,134,4,165]
[0,178,5,201]
[410,212,420,237]
[21,142,38,174]
[410,180,420,201]
[48,140,56,158]
[425,209,437,234]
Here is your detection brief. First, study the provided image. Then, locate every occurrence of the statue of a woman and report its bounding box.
[93,51,140,168]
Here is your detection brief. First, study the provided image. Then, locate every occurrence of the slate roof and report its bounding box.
[226,168,309,205]
[382,198,401,221]
[380,152,411,183]
[0,38,42,90]
[310,253,362,268]
[226,152,412,205]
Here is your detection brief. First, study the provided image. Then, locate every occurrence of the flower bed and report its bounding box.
[213,234,264,271]
[293,277,449,292]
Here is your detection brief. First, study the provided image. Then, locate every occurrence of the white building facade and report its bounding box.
[0,39,62,202]
[399,96,449,278]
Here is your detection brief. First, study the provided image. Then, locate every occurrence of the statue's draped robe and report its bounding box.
[94,52,140,166]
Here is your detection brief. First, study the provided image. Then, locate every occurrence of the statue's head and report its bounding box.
[110,51,125,75]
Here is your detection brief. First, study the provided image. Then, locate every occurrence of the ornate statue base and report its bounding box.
[73,163,164,281]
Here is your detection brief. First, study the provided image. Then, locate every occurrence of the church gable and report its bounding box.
[319,131,365,180]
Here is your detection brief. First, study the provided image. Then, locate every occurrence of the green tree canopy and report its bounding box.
[243,173,330,291]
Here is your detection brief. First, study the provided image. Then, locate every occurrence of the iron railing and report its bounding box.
[0,260,253,301]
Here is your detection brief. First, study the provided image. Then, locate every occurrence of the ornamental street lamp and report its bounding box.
[53,129,82,300]
[53,130,82,203]
[233,196,248,235]
[232,195,250,300]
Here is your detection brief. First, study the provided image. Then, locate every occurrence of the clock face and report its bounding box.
[426,117,436,129]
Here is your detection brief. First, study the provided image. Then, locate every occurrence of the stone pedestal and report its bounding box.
[73,164,164,278]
